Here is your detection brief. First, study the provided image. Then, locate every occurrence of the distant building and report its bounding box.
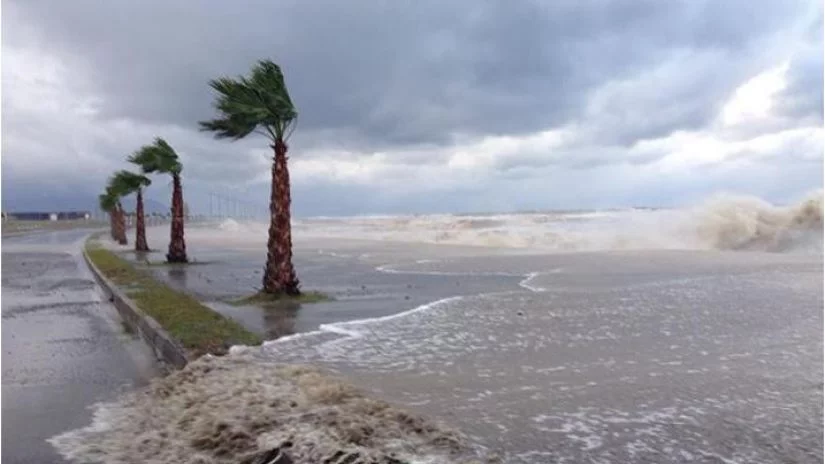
[7,211,91,221]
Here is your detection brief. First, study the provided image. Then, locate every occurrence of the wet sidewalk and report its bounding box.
[2,230,159,463]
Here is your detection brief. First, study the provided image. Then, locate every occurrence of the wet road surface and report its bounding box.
[2,229,159,463]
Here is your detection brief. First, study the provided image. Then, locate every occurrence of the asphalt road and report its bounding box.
[2,229,159,463]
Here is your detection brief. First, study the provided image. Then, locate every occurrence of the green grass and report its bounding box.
[85,241,261,358]
[228,290,331,308]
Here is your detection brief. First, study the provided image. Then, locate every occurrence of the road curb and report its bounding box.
[83,249,190,369]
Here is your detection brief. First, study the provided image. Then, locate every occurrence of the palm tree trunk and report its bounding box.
[116,203,128,245]
[135,188,149,252]
[166,173,188,263]
[274,139,300,295]
[109,212,116,240]
[262,148,283,294]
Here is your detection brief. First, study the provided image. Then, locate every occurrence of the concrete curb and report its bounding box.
[83,249,190,369]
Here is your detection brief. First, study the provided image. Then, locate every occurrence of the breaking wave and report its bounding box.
[691,191,823,252]
[194,192,823,254]
[293,192,823,253]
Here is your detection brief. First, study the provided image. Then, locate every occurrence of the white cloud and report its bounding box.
[721,62,790,126]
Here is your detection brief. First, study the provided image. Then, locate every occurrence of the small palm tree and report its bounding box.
[129,138,188,263]
[102,180,128,245]
[199,59,300,296]
[111,170,152,252]
[98,189,118,242]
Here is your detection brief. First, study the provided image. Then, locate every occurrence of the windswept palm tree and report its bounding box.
[129,138,188,263]
[111,170,152,252]
[98,189,118,242]
[199,59,300,296]
[102,180,128,245]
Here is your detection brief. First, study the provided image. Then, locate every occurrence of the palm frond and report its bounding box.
[98,191,117,212]
[127,149,158,172]
[251,60,297,119]
[199,59,298,142]
[199,115,257,140]
[101,180,125,210]
[130,138,183,175]
[110,170,151,196]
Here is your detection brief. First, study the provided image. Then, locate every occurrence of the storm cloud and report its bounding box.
[2,0,822,215]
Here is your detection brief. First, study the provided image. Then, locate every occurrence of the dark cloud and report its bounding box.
[575,49,764,146]
[5,0,814,151]
[2,0,821,214]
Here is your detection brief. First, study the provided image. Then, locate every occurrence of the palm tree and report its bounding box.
[111,170,152,252]
[199,59,300,296]
[129,138,188,263]
[98,189,118,242]
[102,180,128,245]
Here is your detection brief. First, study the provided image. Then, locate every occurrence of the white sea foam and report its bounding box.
[196,191,822,254]
[376,263,522,277]
[518,272,549,292]
[260,295,467,353]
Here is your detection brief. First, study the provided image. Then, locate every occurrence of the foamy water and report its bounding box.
[51,191,823,463]
[239,251,823,463]
[208,191,823,253]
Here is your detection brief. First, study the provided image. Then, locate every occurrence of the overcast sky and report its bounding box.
[2,0,822,216]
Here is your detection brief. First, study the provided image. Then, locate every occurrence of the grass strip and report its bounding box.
[85,241,261,357]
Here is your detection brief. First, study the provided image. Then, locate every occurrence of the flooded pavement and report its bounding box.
[119,231,524,340]
[247,249,824,463]
[93,223,823,463]
[2,229,159,463]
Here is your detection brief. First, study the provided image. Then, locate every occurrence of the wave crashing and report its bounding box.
[692,191,822,252]
[196,191,823,254]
